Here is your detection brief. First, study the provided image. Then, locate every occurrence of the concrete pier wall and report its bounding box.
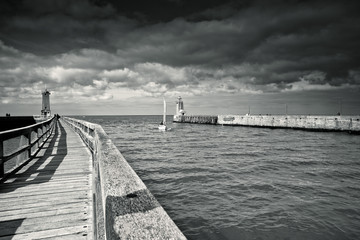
[174,115,218,124]
[63,117,186,240]
[217,115,360,133]
[0,116,36,131]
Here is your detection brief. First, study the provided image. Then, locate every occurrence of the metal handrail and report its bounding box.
[0,116,57,180]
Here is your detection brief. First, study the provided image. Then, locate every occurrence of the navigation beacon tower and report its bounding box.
[176,96,185,115]
[41,89,51,117]
[173,96,186,122]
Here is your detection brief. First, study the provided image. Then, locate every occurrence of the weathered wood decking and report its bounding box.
[0,120,93,239]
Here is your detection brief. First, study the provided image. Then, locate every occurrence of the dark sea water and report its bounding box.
[80,115,360,240]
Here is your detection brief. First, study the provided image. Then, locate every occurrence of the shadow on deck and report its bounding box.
[0,121,92,239]
[0,121,67,193]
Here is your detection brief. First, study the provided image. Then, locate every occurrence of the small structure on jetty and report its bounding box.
[0,89,52,130]
[173,97,218,124]
[173,96,186,122]
[33,89,52,122]
[41,89,51,118]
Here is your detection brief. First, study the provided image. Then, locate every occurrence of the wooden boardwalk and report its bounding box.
[0,120,93,239]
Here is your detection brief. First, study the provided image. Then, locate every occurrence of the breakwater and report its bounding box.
[174,114,360,133]
[62,117,186,239]
[218,115,360,133]
[0,116,36,132]
[173,115,218,124]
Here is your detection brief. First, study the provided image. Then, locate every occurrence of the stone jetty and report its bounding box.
[217,115,360,133]
[172,97,360,133]
[174,115,218,125]
[174,114,360,133]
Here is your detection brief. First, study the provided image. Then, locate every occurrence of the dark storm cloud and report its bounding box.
[102,0,360,87]
[0,0,123,55]
[1,0,360,106]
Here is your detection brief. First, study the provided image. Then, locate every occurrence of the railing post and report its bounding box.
[51,120,54,135]
[28,129,32,158]
[37,127,41,148]
[0,140,4,178]
[42,124,45,138]
[45,123,49,137]
[17,135,27,167]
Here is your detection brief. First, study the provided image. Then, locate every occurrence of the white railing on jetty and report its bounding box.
[62,116,186,240]
[0,116,57,181]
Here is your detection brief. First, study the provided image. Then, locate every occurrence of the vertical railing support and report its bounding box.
[17,135,27,167]
[37,128,40,148]
[27,130,32,158]
[45,123,48,138]
[0,140,4,178]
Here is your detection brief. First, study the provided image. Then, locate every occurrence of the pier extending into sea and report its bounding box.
[174,114,360,133]
[0,116,186,239]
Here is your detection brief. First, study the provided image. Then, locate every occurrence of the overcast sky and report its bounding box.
[1,0,359,116]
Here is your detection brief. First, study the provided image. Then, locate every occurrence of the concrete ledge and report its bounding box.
[63,117,186,240]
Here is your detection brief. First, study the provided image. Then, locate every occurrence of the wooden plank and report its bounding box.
[0,185,90,198]
[0,195,89,212]
[36,234,89,240]
[0,212,89,233]
[0,226,89,240]
[0,197,89,217]
[0,206,88,222]
[0,178,89,190]
[0,182,89,195]
[0,196,90,212]
[8,170,90,180]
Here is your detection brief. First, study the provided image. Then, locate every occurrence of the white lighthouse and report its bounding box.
[41,89,51,118]
[173,96,186,122]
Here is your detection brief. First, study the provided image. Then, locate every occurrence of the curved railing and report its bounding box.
[62,116,186,240]
[62,117,95,152]
[0,116,57,181]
